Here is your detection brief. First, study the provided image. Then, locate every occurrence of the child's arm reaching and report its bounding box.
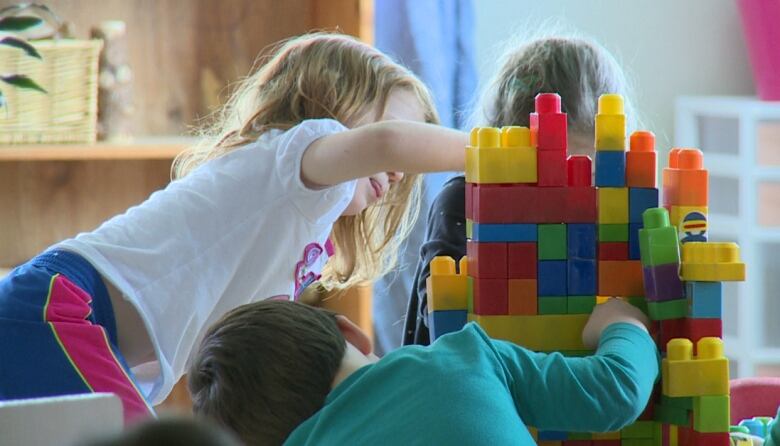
[488,298,659,433]
[301,121,467,188]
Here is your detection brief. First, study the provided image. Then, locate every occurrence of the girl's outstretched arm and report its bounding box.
[301,121,467,188]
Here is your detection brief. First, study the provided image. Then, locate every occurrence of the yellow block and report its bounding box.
[598,187,629,223]
[669,425,678,446]
[680,242,746,282]
[595,94,626,151]
[592,431,621,440]
[662,337,729,397]
[427,256,469,311]
[466,219,473,239]
[669,205,708,229]
[468,314,588,351]
[465,126,537,184]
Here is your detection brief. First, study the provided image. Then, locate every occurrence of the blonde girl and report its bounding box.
[0,32,466,424]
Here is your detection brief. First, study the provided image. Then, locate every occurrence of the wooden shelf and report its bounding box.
[0,137,196,161]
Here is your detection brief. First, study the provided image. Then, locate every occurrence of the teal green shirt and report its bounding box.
[285,322,659,445]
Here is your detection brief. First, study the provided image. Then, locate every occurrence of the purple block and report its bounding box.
[643,263,685,302]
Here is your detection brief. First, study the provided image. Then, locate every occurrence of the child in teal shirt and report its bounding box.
[189,298,658,445]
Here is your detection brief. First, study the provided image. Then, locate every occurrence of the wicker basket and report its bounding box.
[0,39,103,144]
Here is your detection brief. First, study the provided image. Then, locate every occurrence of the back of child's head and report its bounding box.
[175,31,440,291]
[77,416,241,446]
[476,33,636,152]
[188,300,346,445]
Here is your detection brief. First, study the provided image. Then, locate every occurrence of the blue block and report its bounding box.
[686,282,723,318]
[629,188,659,223]
[629,223,643,260]
[538,431,568,441]
[568,259,597,295]
[471,223,537,242]
[595,151,626,187]
[567,223,597,259]
[429,310,468,341]
[538,260,567,296]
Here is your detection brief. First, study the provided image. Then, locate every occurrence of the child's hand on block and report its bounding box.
[582,298,651,350]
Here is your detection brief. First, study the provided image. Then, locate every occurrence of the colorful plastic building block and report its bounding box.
[686,281,723,318]
[599,223,629,242]
[626,130,657,188]
[427,256,470,311]
[568,259,597,295]
[538,224,567,260]
[471,223,537,242]
[471,278,508,315]
[537,149,568,187]
[465,126,537,184]
[595,150,626,187]
[598,187,629,224]
[670,206,708,244]
[538,296,567,314]
[598,260,644,297]
[693,395,730,433]
[567,224,596,259]
[680,242,746,282]
[430,310,468,340]
[629,188,659,223]
[467,241,507,279]
[647,298,688,320]
[471,185,596,223]
[643,262,685,302]
[622,420,656,438]
[538,260,567,296]
[468,313,588,351]
[567,155,592,187]
[659,318,723,351]
[595,94,627,150]
[530,93,568,151]
[628,223,642,260]
[662,337,729,397]
[599,242,629,260]
[639,208,681,267]
[662,148,708,207]
[508,279,537,315]
[508,243,537,279]
[567,295,596,314]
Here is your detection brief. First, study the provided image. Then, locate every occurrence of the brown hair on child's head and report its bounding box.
[175,31,439,292]
[476,34,637,153]
[188,300,346,445]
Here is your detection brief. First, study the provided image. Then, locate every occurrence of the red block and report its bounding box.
[685,319,723,350]
[467,241,507,279]
[472,278,508,315]
[508,243,537,279]
[465,181,474,220]
[598,242,629,260]
[564,187,598,223]
[568,155,593,187]
[538,150,567,187]
[687,430,729,446]
[660,318,687,351]
[561,441,592,446]
[536,112,567,151]
[598,260,645,297]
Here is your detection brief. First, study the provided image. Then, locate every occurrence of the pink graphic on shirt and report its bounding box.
[294,243,325,299]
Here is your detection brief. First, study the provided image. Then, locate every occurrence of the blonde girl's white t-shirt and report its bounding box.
[57,119,355,404]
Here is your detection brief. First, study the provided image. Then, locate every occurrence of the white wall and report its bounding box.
[473,0,755,151]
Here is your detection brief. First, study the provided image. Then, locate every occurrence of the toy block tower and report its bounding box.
[428,92,745,446]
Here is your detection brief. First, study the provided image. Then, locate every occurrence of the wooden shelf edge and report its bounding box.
[0,137,196,161]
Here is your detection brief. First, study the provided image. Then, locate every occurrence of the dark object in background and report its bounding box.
[78,416,243,446]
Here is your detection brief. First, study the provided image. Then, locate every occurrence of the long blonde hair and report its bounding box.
[174,32,438,291]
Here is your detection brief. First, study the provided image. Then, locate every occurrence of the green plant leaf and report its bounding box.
[0,36,41,59]
[0,16,42,31]
[1,75,46,93]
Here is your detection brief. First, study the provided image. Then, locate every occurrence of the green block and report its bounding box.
[466,219,473,239]
[538,296,566,314]
[693,395,730,433]
[467,277,474,314]
[599,223,629,242]
[661,395,694,410]
[655,402,690,426]
[639,208,681,267]
[538,223,567,260]
[627,296,649,315]
[567,432,592,440]
[567,296,597,314]
[647,299,687,320]
[622,420,656,439]
[621,440,654,446]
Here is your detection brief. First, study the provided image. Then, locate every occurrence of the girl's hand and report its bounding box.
[582,298,651,349]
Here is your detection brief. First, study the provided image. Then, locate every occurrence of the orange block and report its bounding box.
[508,279,537,315]
[626,131,657,188]
[598,260,645,297]
[662,148,708,207]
